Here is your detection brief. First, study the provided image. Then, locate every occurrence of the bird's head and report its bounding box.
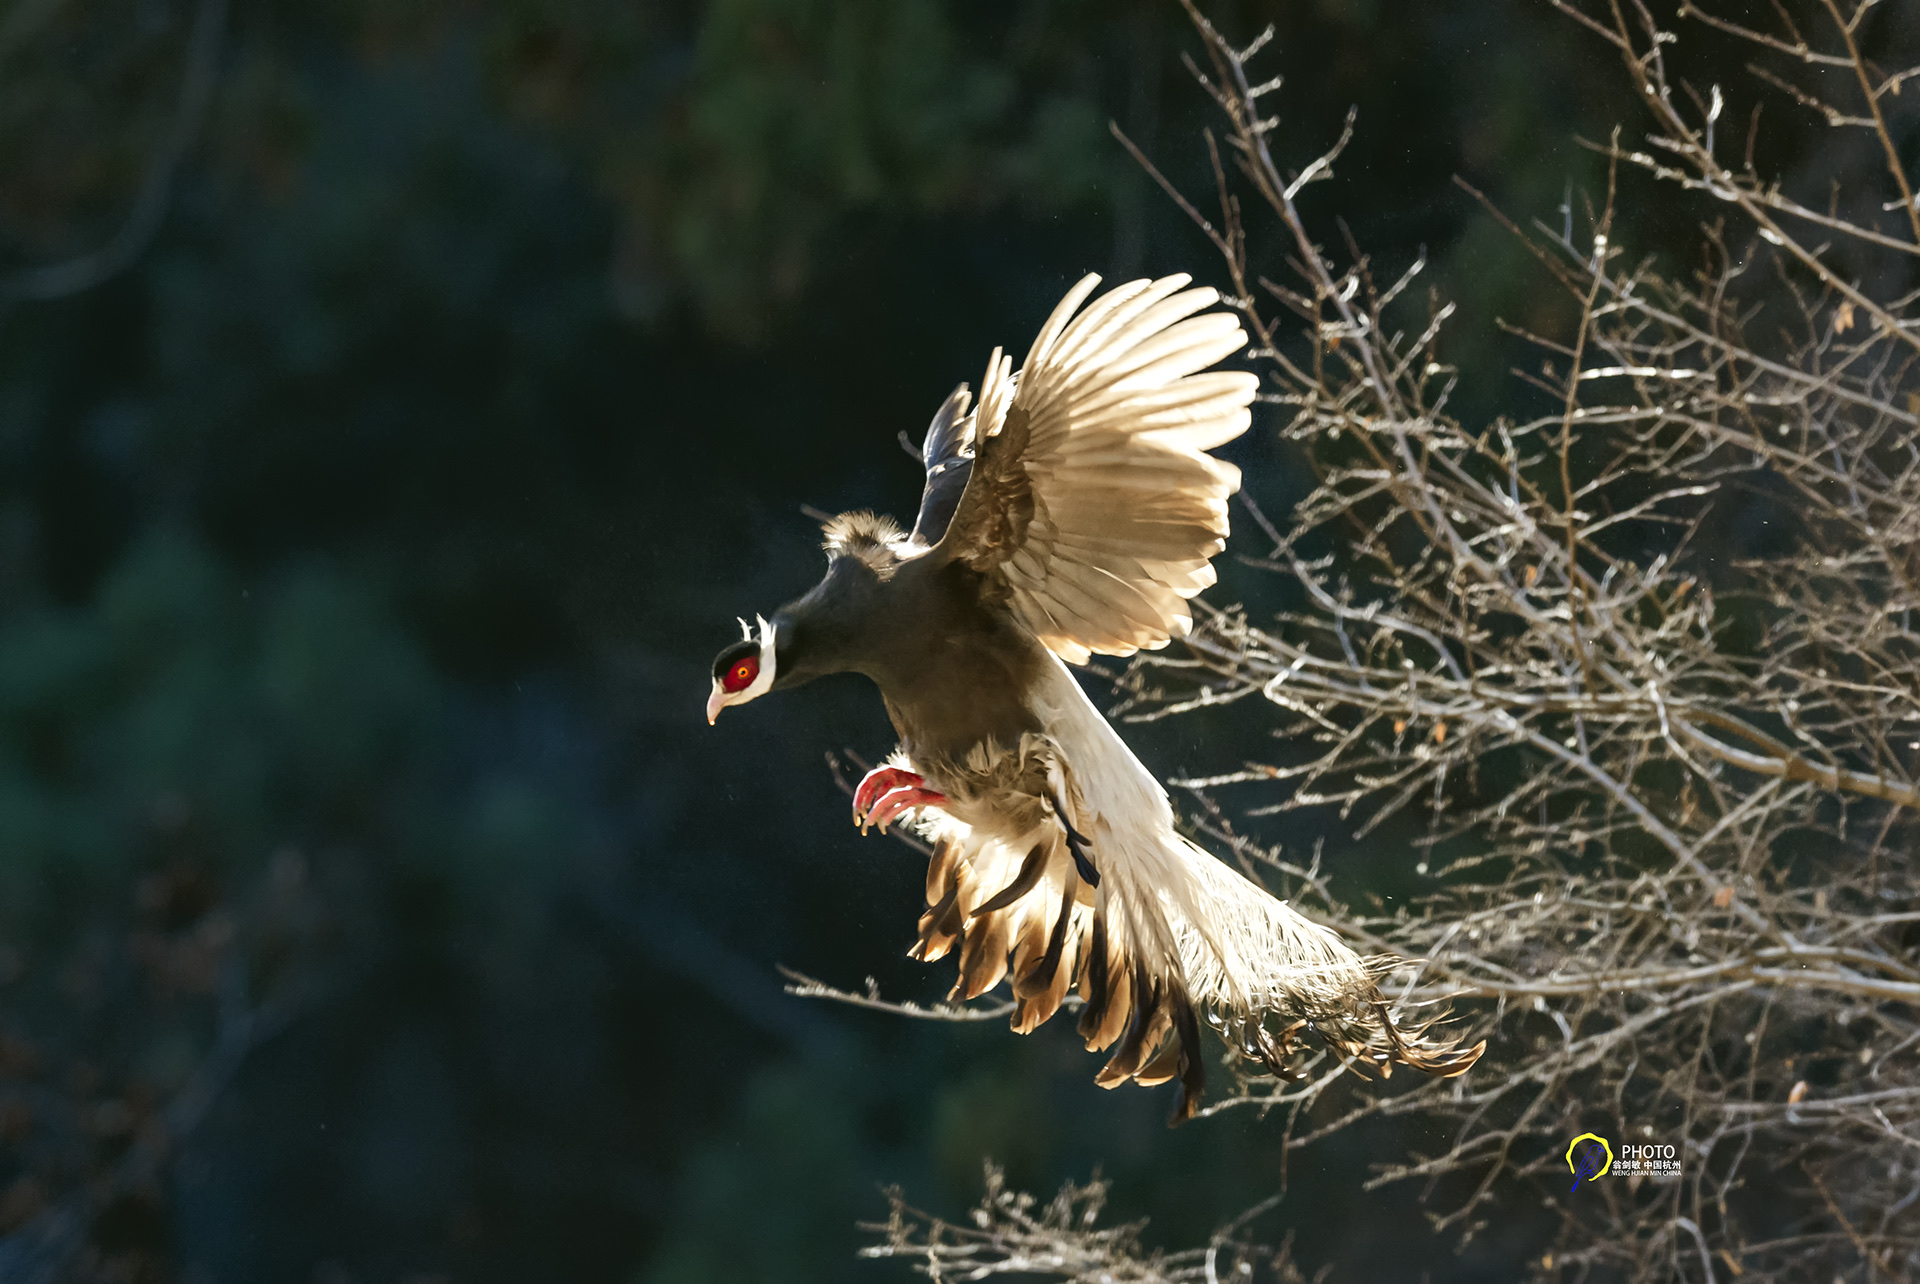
[706,614,777,724]
[707,513,903,724]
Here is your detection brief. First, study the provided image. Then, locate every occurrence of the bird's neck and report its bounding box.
[772,554,1048,758]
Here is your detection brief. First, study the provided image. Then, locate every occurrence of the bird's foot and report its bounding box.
[866,786,947,834]
[854,766,946,834]
[853,766,919,825]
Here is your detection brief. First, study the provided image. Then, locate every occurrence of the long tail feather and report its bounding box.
[912,802,1482,1118]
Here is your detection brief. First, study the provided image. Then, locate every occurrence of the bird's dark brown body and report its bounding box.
[769,520,1047,767]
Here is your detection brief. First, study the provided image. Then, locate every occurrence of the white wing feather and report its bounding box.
[969,273,1258,664]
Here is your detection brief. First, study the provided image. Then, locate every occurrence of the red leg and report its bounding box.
[865,785,948,835]
[853,765,923,827]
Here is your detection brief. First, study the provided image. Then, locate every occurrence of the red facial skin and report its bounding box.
[720,655,759,693]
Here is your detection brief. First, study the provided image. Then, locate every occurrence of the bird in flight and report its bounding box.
[707,274,1482,1120]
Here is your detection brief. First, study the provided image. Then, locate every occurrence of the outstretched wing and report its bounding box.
[935,274,1259,664]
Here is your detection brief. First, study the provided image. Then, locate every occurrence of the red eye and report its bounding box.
[721,655,759,693]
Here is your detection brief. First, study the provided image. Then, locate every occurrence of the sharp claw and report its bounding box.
[853,766,928,831]
[869,785,947,834]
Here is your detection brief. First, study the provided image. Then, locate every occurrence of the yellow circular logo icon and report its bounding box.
[1566,1133,1612,1191]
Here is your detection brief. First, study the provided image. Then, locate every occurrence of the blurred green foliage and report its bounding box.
[0,529,435,905]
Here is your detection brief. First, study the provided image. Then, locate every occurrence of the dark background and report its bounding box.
[0,1,1842,1280]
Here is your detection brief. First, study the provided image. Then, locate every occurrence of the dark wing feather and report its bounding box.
[907,384,977,548]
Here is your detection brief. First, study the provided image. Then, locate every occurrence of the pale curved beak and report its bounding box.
[705,684,726,725]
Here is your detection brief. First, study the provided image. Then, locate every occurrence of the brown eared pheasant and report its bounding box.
[706,274,1483,1120]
